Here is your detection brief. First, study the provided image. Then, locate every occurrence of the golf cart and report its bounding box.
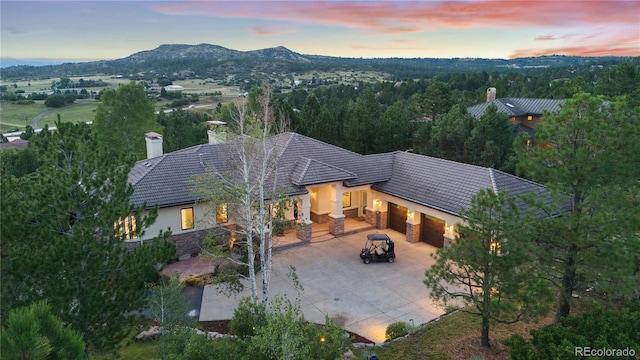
[360,234,395,264]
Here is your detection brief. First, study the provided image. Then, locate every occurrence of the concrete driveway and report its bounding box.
[199,229,446,343]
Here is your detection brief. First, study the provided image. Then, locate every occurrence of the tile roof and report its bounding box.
[467,98,564,119]
[130,132,553,217]
[372,151,552,216]
[290,158,356,186]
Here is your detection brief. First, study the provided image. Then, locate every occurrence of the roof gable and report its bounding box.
[291,157,356,186]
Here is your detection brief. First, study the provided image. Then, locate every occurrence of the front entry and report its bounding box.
[420,214,445,247]
[388,203,407,234]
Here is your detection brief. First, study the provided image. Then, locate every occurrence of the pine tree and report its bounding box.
[424,189,552,347]
[516,93,640,321]
[93,81,160,159]
[0,121,174,353]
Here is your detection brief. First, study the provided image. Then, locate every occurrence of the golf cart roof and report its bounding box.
[367,234,391,241]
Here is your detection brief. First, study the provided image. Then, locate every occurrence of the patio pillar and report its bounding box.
[296,193,312,242]
[406,210,421,243]
[444,222,456,246]
[328,183,344,236]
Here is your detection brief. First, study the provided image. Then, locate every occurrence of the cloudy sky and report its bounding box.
[1,0,639,64]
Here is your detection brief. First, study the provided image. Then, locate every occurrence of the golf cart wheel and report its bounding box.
[363,257,371,264]
[387,256,395,263]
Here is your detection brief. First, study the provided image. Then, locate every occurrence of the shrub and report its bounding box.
[505,302,640,359]
[385,321,409,341]
[229,297,267,338]
[45,94,66,107]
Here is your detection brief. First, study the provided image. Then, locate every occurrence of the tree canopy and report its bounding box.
[516,93,640,321]
[0,121,174,352]
[93,81,160,159]
[424,189,552,347]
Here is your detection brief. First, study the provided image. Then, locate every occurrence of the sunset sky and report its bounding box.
[1,0,639,65]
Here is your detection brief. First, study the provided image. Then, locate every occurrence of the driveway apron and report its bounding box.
[199,229,447,343]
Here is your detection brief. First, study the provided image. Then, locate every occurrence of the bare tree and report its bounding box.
[194,83,287,306]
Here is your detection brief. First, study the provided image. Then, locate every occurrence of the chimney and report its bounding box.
[145,132,163,159]
[207,121,227,145]
[486,87,497,102]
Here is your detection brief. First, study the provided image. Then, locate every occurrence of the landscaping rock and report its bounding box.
[136,326,161,341]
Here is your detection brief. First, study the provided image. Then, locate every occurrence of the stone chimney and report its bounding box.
[145,132,163,159]
[207,121,227,145]
[486,87,497,102]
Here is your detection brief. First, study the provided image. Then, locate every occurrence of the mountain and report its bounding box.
[0,43,633,81]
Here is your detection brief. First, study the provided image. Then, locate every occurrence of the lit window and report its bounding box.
[490,240,501,255]
[181,208,194,230]
[216,203,228,223]
[342,192,351,208]
[527,115,533,121]
[115,215,137,240]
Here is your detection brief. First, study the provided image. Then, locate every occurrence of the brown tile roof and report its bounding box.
[130,132,554,216]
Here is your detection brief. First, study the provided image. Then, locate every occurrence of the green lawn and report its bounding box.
[39,101,99,127]
[0,100,48,132]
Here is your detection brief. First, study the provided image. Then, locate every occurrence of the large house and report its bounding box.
[467,87,564,136]
[126,127,552,258]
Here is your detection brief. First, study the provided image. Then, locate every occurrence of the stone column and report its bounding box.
[406,210,421,243]
[328,183,344,236]
[296,219,312,243]
[443,222,456,246]
[328,214,345,236]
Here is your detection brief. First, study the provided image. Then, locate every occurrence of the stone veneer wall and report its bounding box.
[310,212,331,224]
[365,209,375,226]
[365,209,389,229]
[406,223,420,243]
[124,225,236,260]
[296,221,312,242]
[328,216,345,236]
[343,208,359,219]
[376,211,388,229]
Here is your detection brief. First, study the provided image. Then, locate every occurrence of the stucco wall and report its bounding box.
[140,203,217,241]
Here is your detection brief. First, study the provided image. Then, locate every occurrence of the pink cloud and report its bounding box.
[151,1,640,56]
[535,35,557,41]
[251,25,297,36]
[152,1,639,32]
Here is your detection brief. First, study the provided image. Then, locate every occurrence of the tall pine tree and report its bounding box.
[0,121,174,353]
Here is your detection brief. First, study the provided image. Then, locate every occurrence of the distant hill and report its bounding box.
[0,43,633,81]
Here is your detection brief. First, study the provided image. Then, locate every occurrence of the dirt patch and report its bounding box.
[447,336,510,360]
[199,320,374,344]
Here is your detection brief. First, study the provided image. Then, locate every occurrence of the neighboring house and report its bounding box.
[127,127,553,259]
[0,138,29,150]
[164,85,185,92]
[467,87,564,136]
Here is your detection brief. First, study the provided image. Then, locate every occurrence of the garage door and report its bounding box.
[388,203,407,234]
[421,215,445,247]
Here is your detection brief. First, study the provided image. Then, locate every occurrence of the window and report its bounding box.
[115,215,137,240]
[216,203,228,223]
[181,207,194,230]
[342,192,351,208]
[527,115,533,121]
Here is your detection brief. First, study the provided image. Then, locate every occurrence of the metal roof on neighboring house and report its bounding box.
[130,132,555,216]
[467,98,564,119]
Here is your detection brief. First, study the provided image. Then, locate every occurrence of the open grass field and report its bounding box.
[0,100,48,133]
[38,101,99,127]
